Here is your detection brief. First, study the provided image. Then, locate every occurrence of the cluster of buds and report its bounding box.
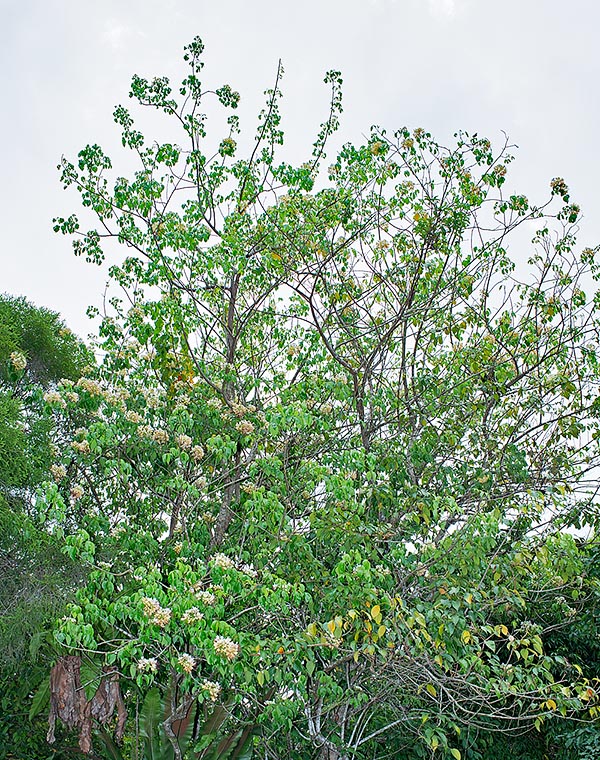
[201,679,221,702]
[213,635,240,661]
[181,607,204,624]
[10,351,27,371]
[191,445,205,461]
[77,377,103,396]
[177,653,195,674]
[50,464,67,482]
[176,433,192,450]
[138,657,158,673]
[235,420,254,436]
[141,597,172,628]
[44,390,66,408]
[211,553,235,570]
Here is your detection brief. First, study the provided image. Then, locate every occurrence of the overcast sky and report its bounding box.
[2,0,599,339]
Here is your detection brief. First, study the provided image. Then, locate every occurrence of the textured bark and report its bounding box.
[47,658,127,753]
[90,665,127,741]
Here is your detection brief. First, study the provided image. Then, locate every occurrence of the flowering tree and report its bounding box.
[37,38,600,759]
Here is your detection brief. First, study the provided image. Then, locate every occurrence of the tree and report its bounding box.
[0,295,90,758]
[40,37,600,758]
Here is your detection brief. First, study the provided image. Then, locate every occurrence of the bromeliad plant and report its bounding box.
[38,36,600,759]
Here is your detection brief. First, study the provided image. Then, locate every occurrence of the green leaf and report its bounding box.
[29,677,50,721]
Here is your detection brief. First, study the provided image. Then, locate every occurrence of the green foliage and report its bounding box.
[32,36,600,758]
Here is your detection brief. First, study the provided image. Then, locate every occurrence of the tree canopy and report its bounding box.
[24,37,600,759]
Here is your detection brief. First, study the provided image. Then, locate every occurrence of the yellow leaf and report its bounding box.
[371,605,381,619]
[426,683,437,698]
[378,625,386,637]
[465,593,473,605]
[327,619,336,635]
[461,630,471,644]
[307,623,317,637]
[546,699,557,711]
[450,749,461,760]
[257,671,265,686]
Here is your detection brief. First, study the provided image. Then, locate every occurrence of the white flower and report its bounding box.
[10,351,27,371]
[212,553,235,570]
[181,607,204,625]
[71,439,91,455]
[141,597,171,627]
[65,391,79,403]
[152,429,170,445]
[235,420,254,436]
[126,410,143,424]
[177,653,195,673]
[213,635,239,661]
[138,425,154,439]
[77,377,103,396]
[138,657,158,673]
[201,679,221,701]
[44,390,66,408]
[50,464,67,482]
[176,433,192,450]
[231,402,248,418]
[193,589,216,606]
[207,398,222,409]
[191,445,205,461]
[70,484,84,500]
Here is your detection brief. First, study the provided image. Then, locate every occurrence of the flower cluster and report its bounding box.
[201,679,221,702]
[70,484,84,500]
[211,553,235,570]
[193,589,216,606]
[64,391,79,403]
[44,390,66,408]
[137,657,158,673]
[50,464,67,482]
[177,653,195,674]
[235,420,254,436]
[141,597,172,627]
[213,635,239,661]
[77,377,103,396]
[152,429,170,445]
[71,439,91,455]
[125,410,143,424]
[191,445,205,461]
[176,433,192,450]
[181,607,204,624]
[10,351,27,371]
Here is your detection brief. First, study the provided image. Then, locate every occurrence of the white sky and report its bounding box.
[2,0,599,340]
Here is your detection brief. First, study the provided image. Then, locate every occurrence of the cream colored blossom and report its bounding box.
[137,657,158,673]
[152,429,170,445]
[70,484,84,500]
[177,653,195,674]
[191,445,204,461]
[213,635,239,661]
[141,596,171,627]
[176,433,192,450]
[231,402,247,418]
[212,553,235,570]
[10,351,27,371]
[207,398,222,409]
[50,464,67,482]
[138,425,154,439]
[77,377,103,396]
[201,679,221,702]
[126,410,143,424]
[44,390,66,408]
[65,391,79,403]
[71,439,91,455]
[235,420,254,436]
[181,607,204,624]
[194,589,216,606]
